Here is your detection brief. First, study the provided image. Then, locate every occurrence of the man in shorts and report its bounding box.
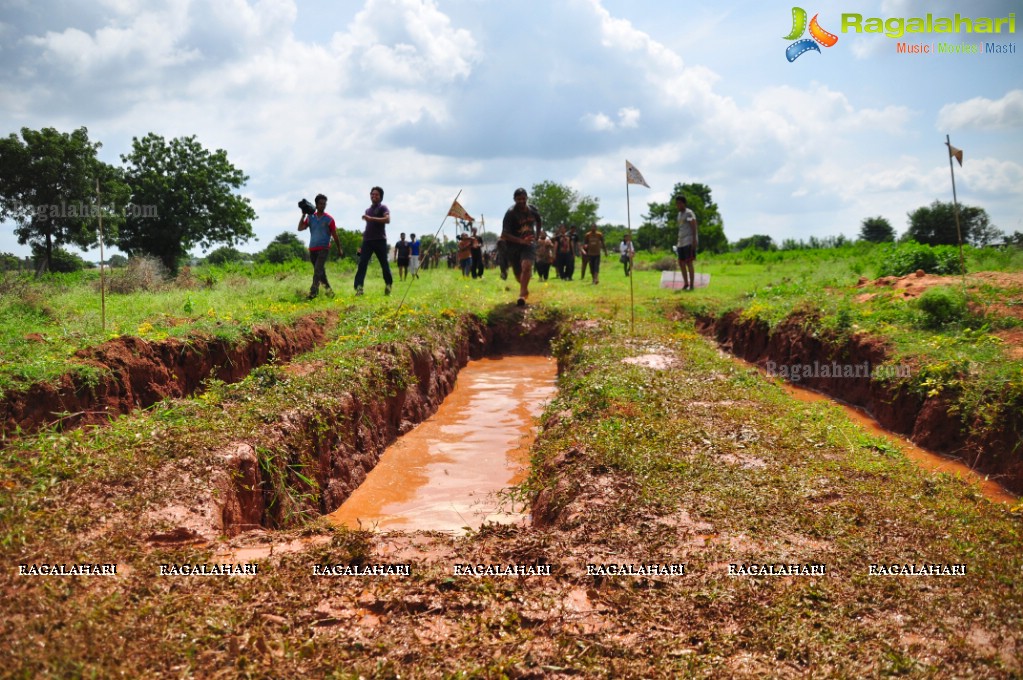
[582,223,608,284]
[501,187,542,306]
[394,232,411,281]
[675,195,699,291]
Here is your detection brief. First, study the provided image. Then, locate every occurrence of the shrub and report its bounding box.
[916,286,969,328]
[102,256,168,294]
[877,242,965,277]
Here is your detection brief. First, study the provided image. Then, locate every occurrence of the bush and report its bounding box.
[876,242,965,277]
[102,255,168,294]
[916,286,969,328]
[31,245,88,273]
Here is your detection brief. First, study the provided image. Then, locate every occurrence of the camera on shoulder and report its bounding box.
[298,198,315,215]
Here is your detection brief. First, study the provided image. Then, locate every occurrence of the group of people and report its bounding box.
[297,186,700,305]
[298,186,396,298]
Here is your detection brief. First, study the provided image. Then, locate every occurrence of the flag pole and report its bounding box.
[626,177,635,334]
[96,178,106,333]
[395,190,461,314]
[945,134,966,291]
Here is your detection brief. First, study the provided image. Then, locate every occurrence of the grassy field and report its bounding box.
[1,246,1022,677]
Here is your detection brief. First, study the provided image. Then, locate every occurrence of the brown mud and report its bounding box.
[695,304,1023,494]
[0,311,341,442]
[328,355,557,532]
[145,307,562,541]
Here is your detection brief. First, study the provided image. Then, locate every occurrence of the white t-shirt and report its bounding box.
[677,209,697,248]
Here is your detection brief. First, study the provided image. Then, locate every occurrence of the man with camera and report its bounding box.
[297,194,343,299]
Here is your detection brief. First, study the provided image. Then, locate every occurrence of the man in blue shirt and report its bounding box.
[297,193,343,299]
[409,233,421,279]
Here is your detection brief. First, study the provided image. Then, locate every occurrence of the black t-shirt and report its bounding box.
[502,204,542,244]
[395,240,410,258]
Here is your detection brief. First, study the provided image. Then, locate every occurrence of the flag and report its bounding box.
[626,160,649,187]
[448,200,474,222]
[948,143,963,167]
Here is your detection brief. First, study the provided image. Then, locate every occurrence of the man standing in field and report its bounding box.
[409,233,421,279]
[297,193,343,299]
[354,186,394,296]
[394,232,411,281]
[502,187,542,306]
[675,195,698,291]
[582,223,608,284]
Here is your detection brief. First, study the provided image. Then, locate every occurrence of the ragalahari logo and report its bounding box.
[784,7,839,61]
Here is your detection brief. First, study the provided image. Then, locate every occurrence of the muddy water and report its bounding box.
[329,356,558,532]
[779,378,1017,505]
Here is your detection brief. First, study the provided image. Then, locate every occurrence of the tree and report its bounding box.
[639,182,727,253]
[529,180,600,231]
[205,245,246,265]
[858,216,895,243]
[258,231,308,264]
[904,200,989,246]
[31,243,88,273]
[0,126,126,274]
[732,235,777,251]
[118,134,255,272]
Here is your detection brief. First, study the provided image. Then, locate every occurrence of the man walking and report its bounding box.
[297,193,343,299]
[501,188,542,306]
[582,223,608,284]
[354,186,394,296]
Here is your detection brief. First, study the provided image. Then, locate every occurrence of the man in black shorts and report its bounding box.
[501,187,542,306]
[394,232,411,281]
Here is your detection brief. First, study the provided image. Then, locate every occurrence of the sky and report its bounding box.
[0,0,1020,259]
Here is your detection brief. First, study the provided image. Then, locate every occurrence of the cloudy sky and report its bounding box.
[0,0,1020,258]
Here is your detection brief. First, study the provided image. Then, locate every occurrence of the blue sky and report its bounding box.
[0,0,1019,258]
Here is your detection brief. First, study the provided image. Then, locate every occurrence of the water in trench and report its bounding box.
[328,356,557,532]
[779,382,1017,504]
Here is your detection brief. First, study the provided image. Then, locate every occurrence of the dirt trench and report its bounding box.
[697,310,1023,494]
[0,311,340,443]
[154,308,562,540]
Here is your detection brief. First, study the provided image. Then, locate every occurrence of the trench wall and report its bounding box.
[213,310,561,535]
[1,311,341,444]
[700,310,1023,494]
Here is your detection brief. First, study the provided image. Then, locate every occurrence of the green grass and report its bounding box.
[1,246,1021,676]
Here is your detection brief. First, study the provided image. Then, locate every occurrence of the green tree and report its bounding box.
[106,253,129,268]
[0,126,126,274]
[30,243,88,273]
[732,234,777,251]
[528,180,600,231]
[335,229,363,261]
[205,245,246,265]
[904,200,989,246]
[639,182,727,253]
[118,134,255,273]
[259,231,308,264]
[858,216,895,243]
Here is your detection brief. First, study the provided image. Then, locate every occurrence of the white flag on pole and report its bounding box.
[625,160,649,188]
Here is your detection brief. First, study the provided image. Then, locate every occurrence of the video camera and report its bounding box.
[298,198,315,215]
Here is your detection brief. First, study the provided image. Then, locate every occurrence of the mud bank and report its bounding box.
[176,308,561,538]
[698,310,1023,494]
[1,311,341,443]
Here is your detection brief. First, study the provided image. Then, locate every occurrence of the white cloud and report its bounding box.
[937,90,1023,131]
